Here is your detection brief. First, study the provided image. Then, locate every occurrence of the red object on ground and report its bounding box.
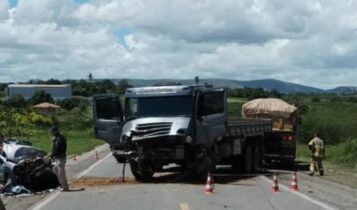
[272,174,280,192]
[205,173,214,194]
[290,171,299,191]
[72,154,77,161]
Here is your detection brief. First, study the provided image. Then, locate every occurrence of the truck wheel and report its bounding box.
[195,148,215,181]
[129,158,154,182]
[252,147,261,173]
[243,146,253,174]
[231,146,253,174]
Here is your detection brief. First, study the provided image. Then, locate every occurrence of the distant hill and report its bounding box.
[111,78,326,94]
[236,79,324,94]
[327,86,357,95]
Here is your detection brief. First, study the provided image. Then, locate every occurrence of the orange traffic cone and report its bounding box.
[205,173,214,194]
[72,154,77,161]
[272,173,280,192]
[95,151,99,160]
[290,171,299,191]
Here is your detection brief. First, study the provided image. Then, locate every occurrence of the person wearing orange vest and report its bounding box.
[308,133,325,176]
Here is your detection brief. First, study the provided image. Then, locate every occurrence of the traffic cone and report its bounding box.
[205,173,214,194]
[290,171,299,191]
[72,154,77,161]
[95,151,99,160]
[272,173,280,192]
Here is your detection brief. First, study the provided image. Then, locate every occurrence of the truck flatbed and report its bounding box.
[226,117,272,137]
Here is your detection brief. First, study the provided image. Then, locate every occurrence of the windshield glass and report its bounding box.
[125,96,192,119]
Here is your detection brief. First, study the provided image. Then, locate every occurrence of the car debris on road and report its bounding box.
[0,139,60,196]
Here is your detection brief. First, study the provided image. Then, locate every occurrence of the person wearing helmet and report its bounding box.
[308,133,325,176]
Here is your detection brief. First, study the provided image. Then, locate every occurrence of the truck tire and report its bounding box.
[243,146,253,174]
[231,146,253,174]
[129,158,154,182]
[195,147,215,181]
[252,147,261,173]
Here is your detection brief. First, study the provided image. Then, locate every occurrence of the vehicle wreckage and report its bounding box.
[0,139,59,194]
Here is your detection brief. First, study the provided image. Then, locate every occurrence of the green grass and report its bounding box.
[28,129,104,155]
[296,140,357,169]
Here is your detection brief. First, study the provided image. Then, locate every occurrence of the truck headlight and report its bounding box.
[185,136,193,144]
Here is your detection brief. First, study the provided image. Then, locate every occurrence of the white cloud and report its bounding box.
[0,0,357,89]
[0,1,9,20]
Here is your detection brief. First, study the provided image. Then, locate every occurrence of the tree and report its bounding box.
[195,76,200,84]
[30,90,54,105]
[117,79,133,95]
[4,95,27,108]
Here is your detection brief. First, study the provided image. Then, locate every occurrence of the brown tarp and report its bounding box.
[242,98,297,132]
[242,98,297,118]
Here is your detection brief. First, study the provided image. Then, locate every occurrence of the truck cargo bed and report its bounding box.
[226,117,272,137]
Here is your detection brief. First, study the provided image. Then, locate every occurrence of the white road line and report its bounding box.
[74,152,112,179]
[30,153,112,210]
[260,176,338,210]
[180,203,190,210]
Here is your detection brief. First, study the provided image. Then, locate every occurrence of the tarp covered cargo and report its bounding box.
[242,98,298,132]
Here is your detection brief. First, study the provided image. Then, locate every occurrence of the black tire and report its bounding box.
[129,158,154,182]
[252,147,261,173]
[231,146,253,174]
[243,146,253,174]
[195,147,215,181]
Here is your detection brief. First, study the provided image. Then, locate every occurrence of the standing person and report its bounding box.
[50,126,69,191]
[308,133,325,176]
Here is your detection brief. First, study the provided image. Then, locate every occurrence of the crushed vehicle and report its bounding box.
[0,139,59,193]
[93,85,273,182]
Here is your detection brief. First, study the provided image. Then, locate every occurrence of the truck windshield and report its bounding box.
[125,96,192,119]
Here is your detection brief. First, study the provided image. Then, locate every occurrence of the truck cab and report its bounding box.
[93,85,226,181]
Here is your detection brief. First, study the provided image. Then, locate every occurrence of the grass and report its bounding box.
[296,140,357,169]
[27,129,104,156]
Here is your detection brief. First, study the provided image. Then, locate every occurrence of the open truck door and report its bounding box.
[93,94,124,149]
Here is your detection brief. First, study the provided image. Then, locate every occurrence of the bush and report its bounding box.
[311,96,320,103]
[4,95,27,108]
[57,97,90,111]
[328,139,357,167]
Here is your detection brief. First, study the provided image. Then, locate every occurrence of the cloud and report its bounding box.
[0,1,9,20]
[0,0,357,89]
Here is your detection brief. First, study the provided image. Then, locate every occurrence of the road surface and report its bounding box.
[25,150,349,210]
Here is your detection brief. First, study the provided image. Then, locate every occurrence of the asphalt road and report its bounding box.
[27,151,343,210]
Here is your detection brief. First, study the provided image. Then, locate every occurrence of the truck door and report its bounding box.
[196,89,226,146]
[93,94,124,149]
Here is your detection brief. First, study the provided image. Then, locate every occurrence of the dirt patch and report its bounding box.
[71,177,138,188]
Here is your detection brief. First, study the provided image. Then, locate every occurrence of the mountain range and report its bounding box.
[111,78,357,95]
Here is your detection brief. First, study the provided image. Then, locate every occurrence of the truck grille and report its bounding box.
[134,122,172,138]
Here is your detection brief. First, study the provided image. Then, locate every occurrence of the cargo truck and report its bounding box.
[93,85,272,181]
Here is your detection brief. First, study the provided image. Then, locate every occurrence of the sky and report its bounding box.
[0,0,357,89]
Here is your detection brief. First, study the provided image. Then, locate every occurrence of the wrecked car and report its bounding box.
[0,139,59,193]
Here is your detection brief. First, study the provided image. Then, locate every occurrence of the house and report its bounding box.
[6,84,72,100]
